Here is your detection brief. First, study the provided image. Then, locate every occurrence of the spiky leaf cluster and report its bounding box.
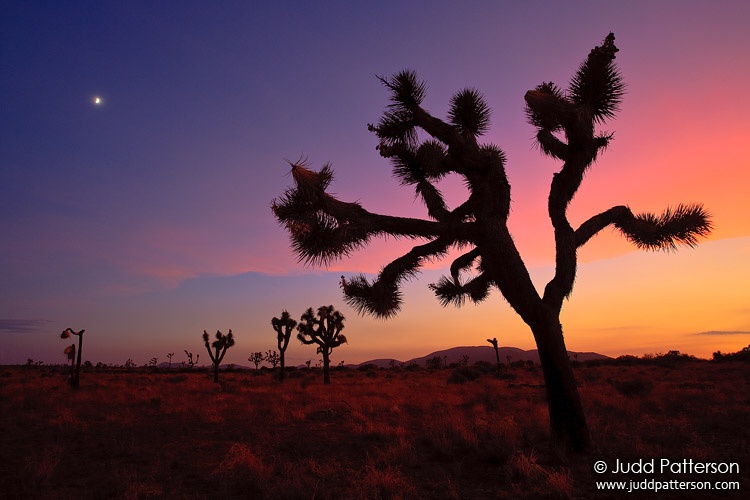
[615,204,713,250]
[569,32,625,123]
[60,328,84,339]
[449,88,491,136]
[272,161,372,266]
[369,70,426,147]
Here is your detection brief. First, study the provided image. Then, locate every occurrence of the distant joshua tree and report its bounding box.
[265,350,280,369]
[184,350,199,369]
[60,328,85,388]
[248,351,264,370]
[487,337,501,367]
[296,305,347,384]
[167,352,174,368]
[272,34,711,452]
[203,330,235,383]
[271,310,297,381]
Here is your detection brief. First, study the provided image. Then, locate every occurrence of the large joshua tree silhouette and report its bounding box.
[296,305,347,384]
[271,310,297,381]
[272,34,711,452]
[202,329,235,383]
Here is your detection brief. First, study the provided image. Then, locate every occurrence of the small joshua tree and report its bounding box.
[167,352,174,368]
[184,350,199,369]
[487,337,501,367]
[265,350,280,369]
[203,329,235,383]
[271,310,297,381]
[60,328,85,388]
[296,305,347,384]
[248,351,264,370]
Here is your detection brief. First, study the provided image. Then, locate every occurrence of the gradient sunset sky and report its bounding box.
[2,1,748,367]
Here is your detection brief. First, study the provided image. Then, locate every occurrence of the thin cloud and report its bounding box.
[695,330,750,336]
[0,319,54,334]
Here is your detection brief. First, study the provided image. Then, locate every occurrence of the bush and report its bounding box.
[426,356,444,370]
[713,345,750,362]
[608,377,653,397]
[447,367,482,384]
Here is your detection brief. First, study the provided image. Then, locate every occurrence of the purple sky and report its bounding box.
[2,1,749,366]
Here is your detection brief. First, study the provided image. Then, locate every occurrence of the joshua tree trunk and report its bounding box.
[530,310,589,451]
[212,362,220,383]
[73,333,83,389]
[322,349,331,385]
[68,346,76,387]
[487,337,501,367]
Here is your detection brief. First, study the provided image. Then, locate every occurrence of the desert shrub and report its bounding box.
[447,366,482,384]
[712,344,750,362]
[472,360,495,373]
[425,356,444,370]
[506,451,573,499]
[166,374,188,384]
[347,463,418,500]
[212,443,271,497]
[652,350,698,367]
[608,377,653,397]
[285,369,305,379]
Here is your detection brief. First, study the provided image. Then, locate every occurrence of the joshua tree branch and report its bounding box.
[429,271,492,307]
[341,236,454,317]
[576,204,713,250]
[449,247,481,283]
[574,206,632,247]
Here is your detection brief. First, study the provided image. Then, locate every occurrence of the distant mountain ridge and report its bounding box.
[155,346,610,370]
[357,346,610,368]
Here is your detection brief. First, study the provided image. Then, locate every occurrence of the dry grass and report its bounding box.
[0,361,747,499]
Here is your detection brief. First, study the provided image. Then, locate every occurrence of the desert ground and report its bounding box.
[1,356,747,499]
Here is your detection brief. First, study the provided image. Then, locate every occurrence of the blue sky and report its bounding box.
[2,1,749,366]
